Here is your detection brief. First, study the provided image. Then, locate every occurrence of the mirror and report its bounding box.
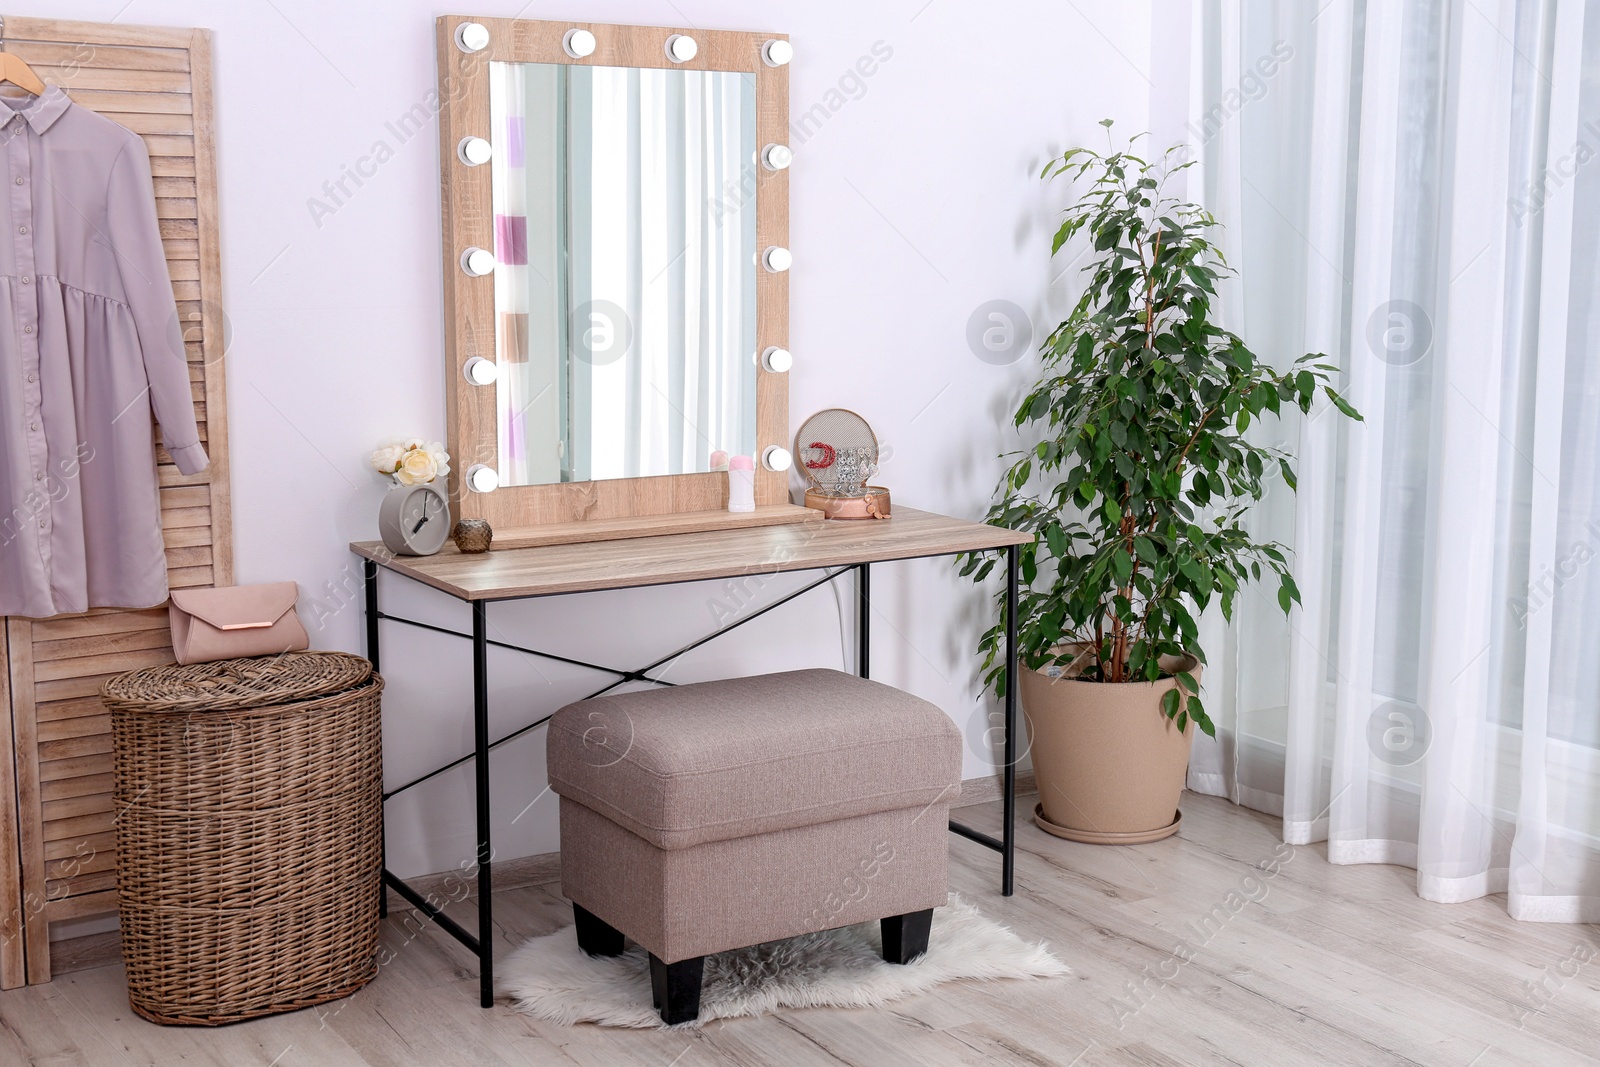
[487,61,759,487]
[438,17,794,540]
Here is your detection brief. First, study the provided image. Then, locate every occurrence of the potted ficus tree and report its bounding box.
[963,125,1360,843]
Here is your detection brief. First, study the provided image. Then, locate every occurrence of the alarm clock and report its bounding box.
[378,480,451,556]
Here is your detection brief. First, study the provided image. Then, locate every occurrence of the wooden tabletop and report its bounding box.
[350,507,1032,601]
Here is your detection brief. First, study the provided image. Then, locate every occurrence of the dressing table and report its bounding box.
[380,15,1032,1008]
[354,511,1026,1008]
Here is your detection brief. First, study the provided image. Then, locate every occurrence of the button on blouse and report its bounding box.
[0,87,208,618]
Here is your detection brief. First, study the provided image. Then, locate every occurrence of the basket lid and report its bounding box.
[101,651,373,713]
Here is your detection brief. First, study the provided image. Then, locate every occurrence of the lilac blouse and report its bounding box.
[0,87,207,618]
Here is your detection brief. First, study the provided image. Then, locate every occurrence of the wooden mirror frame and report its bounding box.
[436,15,805,548]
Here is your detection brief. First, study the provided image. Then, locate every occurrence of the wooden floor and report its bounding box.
[2,791,1596,1067]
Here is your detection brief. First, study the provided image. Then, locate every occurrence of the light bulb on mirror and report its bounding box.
[761,346,792,373]
[762,446,793,472]
[463,357,498,386]
[457,136,492,166]
[761,246,792,273]
[563,28,596,58]
[762,144,793,171]
[460,247,496,277]
[665,34,698,62]
[455,22,489,53]
[467,464,500,493]
[762,39,793,67]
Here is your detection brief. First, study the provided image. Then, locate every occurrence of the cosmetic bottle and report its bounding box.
[728,454,755,512]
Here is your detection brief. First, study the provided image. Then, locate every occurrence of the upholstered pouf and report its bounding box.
[547,668,963,1024]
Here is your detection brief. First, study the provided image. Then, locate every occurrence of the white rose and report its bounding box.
[371,445,405,474]
[402,436,426,452]
[395,448,438,485]
[425,441,452,479]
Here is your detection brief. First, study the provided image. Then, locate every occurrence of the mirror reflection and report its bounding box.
[488,61,759,487]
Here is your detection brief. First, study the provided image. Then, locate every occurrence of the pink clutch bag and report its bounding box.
[168,582,310,665]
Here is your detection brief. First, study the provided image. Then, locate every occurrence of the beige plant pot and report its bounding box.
[1019,650,1201,844]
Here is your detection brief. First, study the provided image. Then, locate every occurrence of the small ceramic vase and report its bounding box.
[451,519,494,553]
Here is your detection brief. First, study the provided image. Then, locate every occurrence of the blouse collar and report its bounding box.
[7,86,71,135]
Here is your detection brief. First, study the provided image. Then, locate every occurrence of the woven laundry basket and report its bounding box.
[101,651,383,1026]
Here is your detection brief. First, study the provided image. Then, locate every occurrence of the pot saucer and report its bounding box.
[1032,802,1182,844]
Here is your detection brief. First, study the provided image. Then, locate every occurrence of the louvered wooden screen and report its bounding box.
[0,16,231,989]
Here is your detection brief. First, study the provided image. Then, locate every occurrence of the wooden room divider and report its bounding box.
[0,14,232,988]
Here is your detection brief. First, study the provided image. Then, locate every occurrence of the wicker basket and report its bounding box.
[102,652,383,1026]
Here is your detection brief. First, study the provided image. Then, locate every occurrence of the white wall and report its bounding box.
[46,0,1152,877]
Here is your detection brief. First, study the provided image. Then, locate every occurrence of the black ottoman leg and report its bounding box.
[573,903,625,957]
[881,908,934,964]
[649,953,705,1025]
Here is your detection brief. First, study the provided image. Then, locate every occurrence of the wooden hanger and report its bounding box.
[0,53,45,95]
[0,27,46,96]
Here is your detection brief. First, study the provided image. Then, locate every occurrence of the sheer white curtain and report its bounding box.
[488,64,757,485]
[490,62,567,487]
[572,66,757,481]
[1176,0,1600,921]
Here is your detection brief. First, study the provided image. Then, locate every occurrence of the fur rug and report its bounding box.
[498,894,1068,1029]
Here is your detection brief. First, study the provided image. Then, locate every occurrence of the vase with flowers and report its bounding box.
[371,438,451,487]
[371,438,454,556]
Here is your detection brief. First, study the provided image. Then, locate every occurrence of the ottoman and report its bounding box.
[548,668,963,1024]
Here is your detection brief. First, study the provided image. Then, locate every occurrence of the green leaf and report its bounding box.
[1051,222,1073,256]
[1324,386,1363,421]
[1111,548,1133,584]
[1045,524,1068,559]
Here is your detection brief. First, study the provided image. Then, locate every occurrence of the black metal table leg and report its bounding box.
[1003,544,1019,896]
[472,600,494,1007]
[365,560,381,673]
[365,559,386,920]
[857,562,871,679]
